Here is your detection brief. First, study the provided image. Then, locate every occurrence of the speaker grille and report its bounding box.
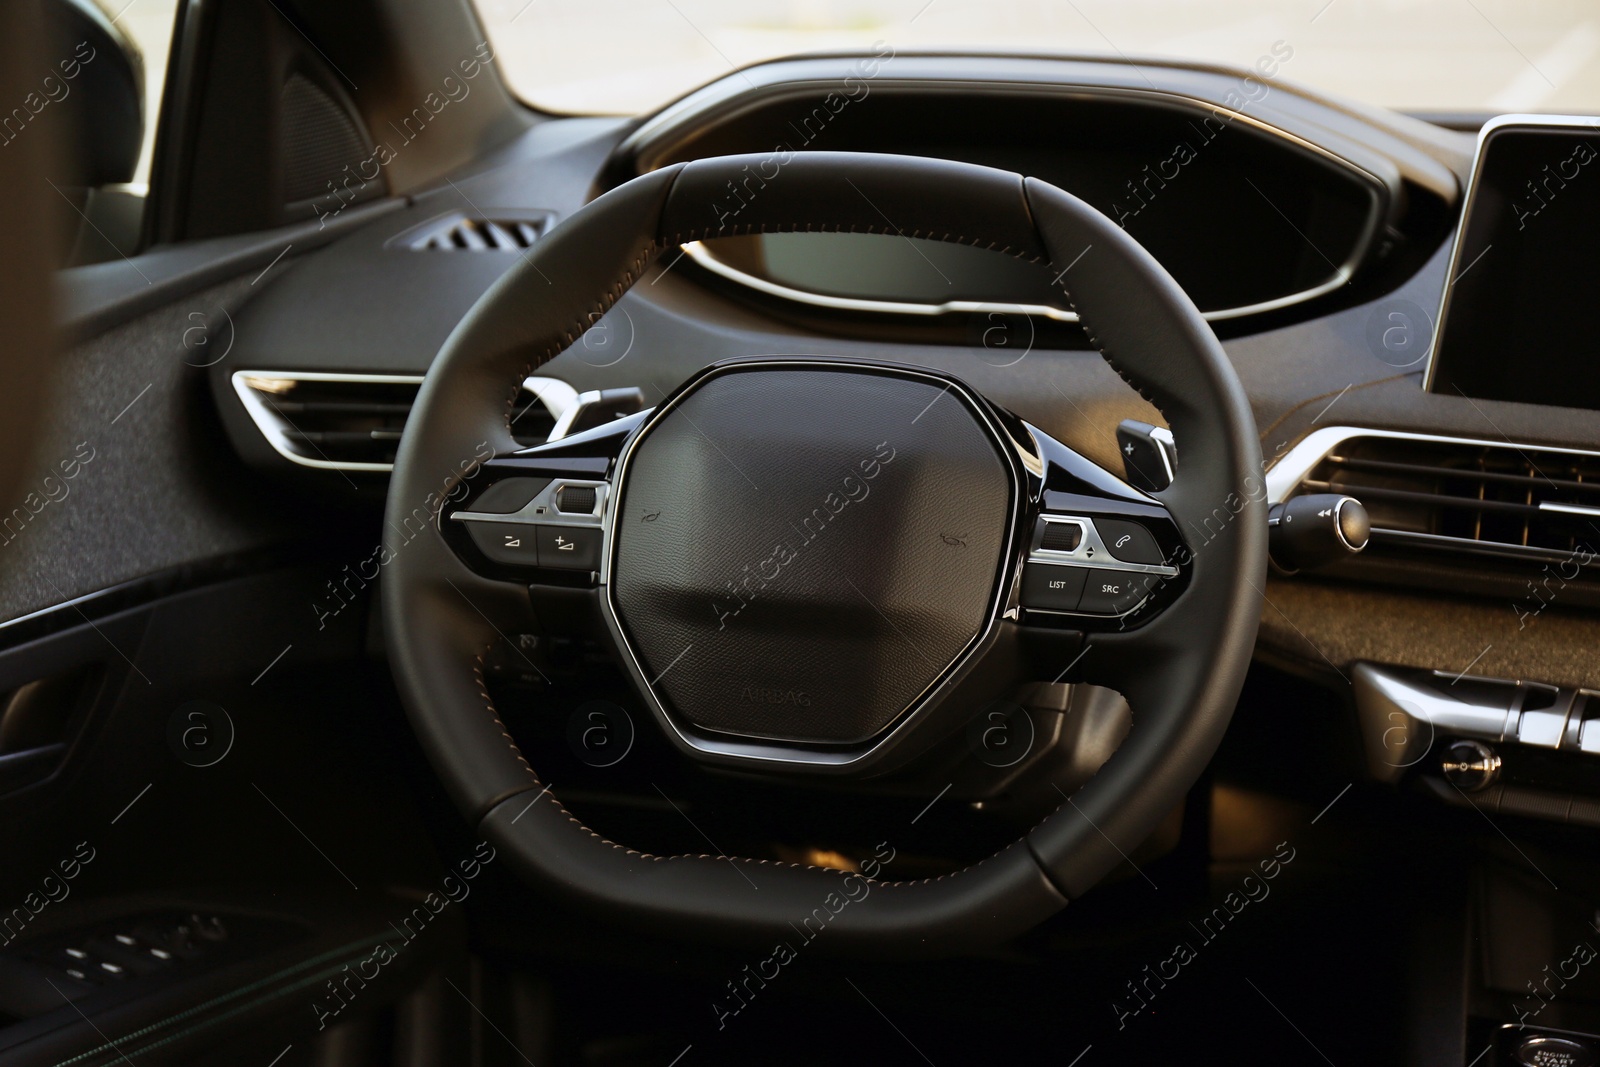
[280,72,373,205]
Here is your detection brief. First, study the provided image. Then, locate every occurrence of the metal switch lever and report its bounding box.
[1115,419,1176,492]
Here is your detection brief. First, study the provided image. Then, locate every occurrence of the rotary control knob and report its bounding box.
[1440,739,1501,792]
[1268,494,1370,573]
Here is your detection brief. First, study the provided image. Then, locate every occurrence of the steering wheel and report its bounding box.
[383,152,1265,953]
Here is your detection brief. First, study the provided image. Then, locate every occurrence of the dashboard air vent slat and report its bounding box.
[1290,435,1600,567]
[232,373,576,472]
[401,212,550,252]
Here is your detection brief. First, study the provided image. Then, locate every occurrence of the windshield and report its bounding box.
[472,0,1600,116]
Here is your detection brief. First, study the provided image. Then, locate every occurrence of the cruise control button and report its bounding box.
[1076,570,1159,615]
[1094,519,1165,565]
[466,522,540,568]
[536,526,603,571]
[1020,564,1088,612]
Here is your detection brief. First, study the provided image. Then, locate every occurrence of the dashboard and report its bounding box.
[9,34,1600,1061]
[131,51,1600,826]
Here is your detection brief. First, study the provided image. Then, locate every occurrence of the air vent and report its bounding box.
[399,212,551,252]
[1289,433,1600,566]
[231,372,579,472]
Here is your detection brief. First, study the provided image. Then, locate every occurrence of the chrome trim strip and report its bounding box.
[681,241,1083,322]
[451,479,609,529]
[1148,426,1177,486]
[1332,496,1367,551]
[1264,424,1600,505]
[598,359,1024,769]
[1011,423,1046,479]
[1370,528,1594,566]
[1026,514,1179,577]
[1356,663,1516,742]
[1540,501,1600,519]
[685,229,1354,325]
[1425,113,1600,393]
[1354,663,1600,773]
[231,371,578,473]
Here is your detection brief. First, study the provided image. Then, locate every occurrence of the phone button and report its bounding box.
[1094,519,1164,565]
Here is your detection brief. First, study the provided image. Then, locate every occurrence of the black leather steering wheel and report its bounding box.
[383,152,1266,954]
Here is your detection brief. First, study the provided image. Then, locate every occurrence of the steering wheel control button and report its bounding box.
[1021,564,1089,612]
[1094,518,1165,565]
[1038,519,1084,552]
[1077,570,1159,615]
[555,483,598,515]
[451,478,610,575]
[467,521,541,568]
[536,525,602,570]
[1516,1036,1595,1067]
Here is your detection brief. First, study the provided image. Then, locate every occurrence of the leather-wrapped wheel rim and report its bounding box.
[382,151,1266,954]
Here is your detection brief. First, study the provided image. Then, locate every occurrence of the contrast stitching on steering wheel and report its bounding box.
[476,185,1147,890]
[471,640,1036,887]
[472,641,538,778]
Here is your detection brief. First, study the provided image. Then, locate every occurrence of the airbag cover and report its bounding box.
[611,366,1011,745]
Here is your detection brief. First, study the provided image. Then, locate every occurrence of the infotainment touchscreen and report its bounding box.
[1427,117,1600,408]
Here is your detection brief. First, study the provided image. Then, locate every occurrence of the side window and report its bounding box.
[106,0,181,187]
[22,0,181,266]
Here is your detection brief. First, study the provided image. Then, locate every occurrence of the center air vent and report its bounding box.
[1283,432,1600,566]
[231,372,578,472]
[396,211,552,252]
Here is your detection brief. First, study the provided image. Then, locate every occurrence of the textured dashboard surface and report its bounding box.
[0,274,296,627]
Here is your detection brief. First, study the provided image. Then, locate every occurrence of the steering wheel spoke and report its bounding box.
[1011,422,1190,633]
[448,475,609,579]
[441,411,643,585]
